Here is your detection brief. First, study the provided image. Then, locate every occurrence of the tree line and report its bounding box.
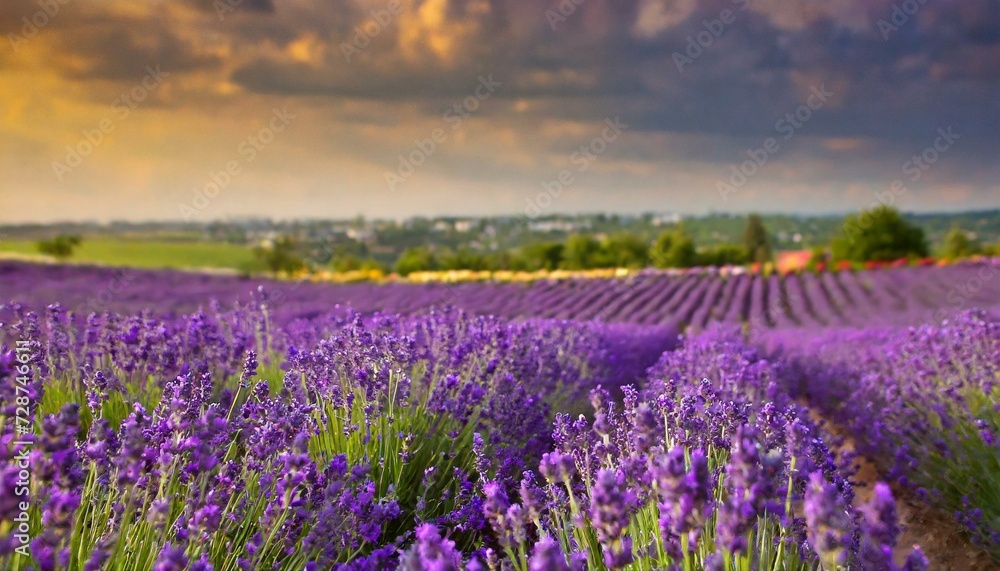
[390,214,774,275]
[33,207,999,276]
[386,208,999,275]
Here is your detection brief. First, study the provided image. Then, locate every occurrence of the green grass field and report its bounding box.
[0,238,255,271]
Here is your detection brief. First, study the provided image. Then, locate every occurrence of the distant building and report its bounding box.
[346,228,373,242]
[651,213,682,226]
[528,220,586,233]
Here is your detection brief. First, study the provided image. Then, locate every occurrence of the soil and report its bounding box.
[821,417,1000,570]
[848,451,999,570]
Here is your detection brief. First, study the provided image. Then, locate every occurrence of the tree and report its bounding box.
[517,242,564,271]
[942,228,982,260]
[37,235,81,260]
[697,244,748,267]
[561,235,603,270]
[649,231,674,268]
[742,214,772,264]
[395,247,438,276]
[602,233,649,268]
[650,228,697,268]
[332,255,363,273]
[831,206,929,262]
[439,247,493,271]
[254,236,304,276]
[332,254,388,273]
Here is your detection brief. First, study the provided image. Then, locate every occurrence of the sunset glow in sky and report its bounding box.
[2,0,999,222]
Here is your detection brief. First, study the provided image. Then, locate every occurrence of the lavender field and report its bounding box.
[1,261,999,570]
[3,260,999,330]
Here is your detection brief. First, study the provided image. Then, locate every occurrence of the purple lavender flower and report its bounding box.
[520,472,544,524]
[190,554,215,571]
[84,547,110,571]
[153,543,188,571]
[27,536,55,571]
[804,471,853,565]
[716,426,766,555]
[857,482,900,568]
[589,469,634,569]
[482,481,509,519]
[902,546,930,571]
[399,524,463,571]
[654,447,712,553]
[864,482,899,547]
[482,480,526,548]
[529,536,569,571]
[539,451,576,485]
[239,350,258,387]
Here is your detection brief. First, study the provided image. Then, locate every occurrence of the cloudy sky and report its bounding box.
[1,0,999,223]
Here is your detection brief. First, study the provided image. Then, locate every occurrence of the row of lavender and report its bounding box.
[3,260,998,331]
[762,311,1000,561]
[0,296,932,570]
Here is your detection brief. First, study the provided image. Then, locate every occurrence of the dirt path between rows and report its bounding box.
[849,451,998,570]
[810,411,999,570]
